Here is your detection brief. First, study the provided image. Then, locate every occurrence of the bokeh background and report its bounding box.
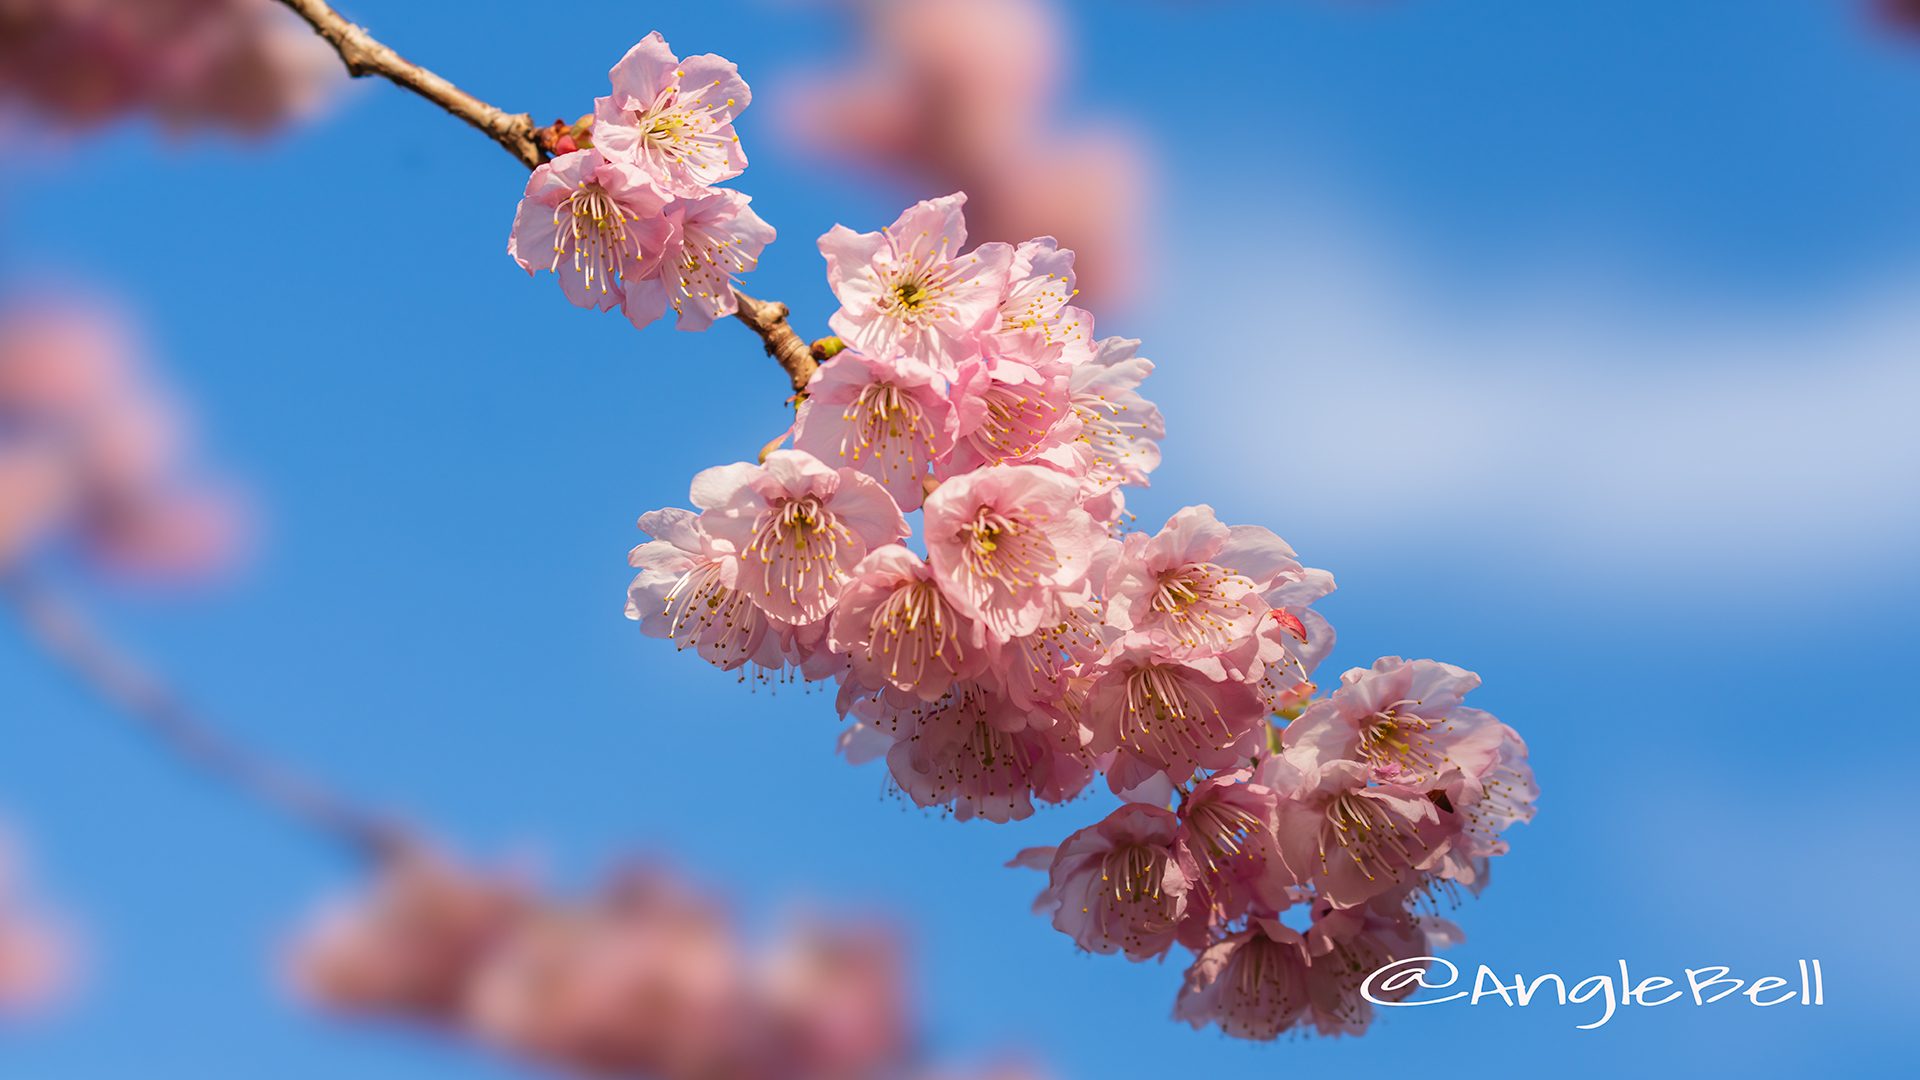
[3,0,1916,1076]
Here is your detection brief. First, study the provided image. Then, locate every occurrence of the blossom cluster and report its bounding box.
[621,185,1536,1040]
[509,33,774,332]
[290,846,1044,1080]
[0,295,240,578]
[0,0,338,135]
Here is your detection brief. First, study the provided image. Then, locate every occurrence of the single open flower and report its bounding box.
[592,31,751,195]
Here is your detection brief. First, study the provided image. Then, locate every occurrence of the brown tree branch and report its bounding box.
[1,575,401,857]
[733,292,820,395]
[272,0,820,396]
[274,0,544,169]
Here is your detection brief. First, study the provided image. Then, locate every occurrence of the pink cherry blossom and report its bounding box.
[625,188,776,331]
[873,682,1093,822]
[1299,896,1456,1037]
[981,588,1104,713]
[1283,657,1485,780]
[509,149,671,319]
[820,193,1013,375]
[941,350,1079,474]
[1067,336,1164,495]
[829,545,989,701]
[1084,636,1271,793]
[627,506,783,672]
[1177,770,1294,934]
[694,450,908,626]
[592,32,750,196]
[1173,919,1309,1040]
[1279,659,1536,890]
[288,847,530,1021]
[1262,756,1459,910]
[1038,803,1193,959]
[991,238,1085,353]
[920,464,1102,640]
[793,349,954,512]
[1102,505,1305,657]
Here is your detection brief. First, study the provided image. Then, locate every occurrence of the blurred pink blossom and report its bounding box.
[290,849,985,1080]
[782,0,1151,303]
[0,294,245,579]
[0,0,340,135]
[288,847,532,1021]
[0,831,74,1015]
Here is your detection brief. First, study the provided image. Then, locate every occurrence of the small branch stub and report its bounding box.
[733,291,819,396]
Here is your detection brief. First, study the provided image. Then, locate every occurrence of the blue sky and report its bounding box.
[1,1,1915,1076]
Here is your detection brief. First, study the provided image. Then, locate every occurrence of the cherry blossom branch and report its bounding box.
[271,0,820,397]
[732,292,820,394]
[0,574,400,857]
[273,0,544,169]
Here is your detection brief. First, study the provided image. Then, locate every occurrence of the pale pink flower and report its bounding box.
[1173,919,1309,1040]
[508,149,671,320]
[288,848,531,1021]
[981,588,1105,713]
[1251,567,1339,712]
[1281,659,1535,889]
[627,506,783,672]
[820,193,1013,375]
[921,464,1103,640]
[1102,505,1303,657]
[625,188,776,331]
[1261,756,1459,910]
[694,450,908,626]
[1177,770,1294,933]
[828,544,989,701]
[941,351,1079,474]
[991,238,1085,353]
[1300,896,1456,1037]
[1038,803,1193,959]
[1282,657,1485,781]
[592,32,750,196]
[1083,636,1271,793]
[1068,336,1163,492]
[875,683,1092,822]
[793,350,954,511]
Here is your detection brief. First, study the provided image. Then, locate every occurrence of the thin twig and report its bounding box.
[1,575,400,856]
[274,0,545,169]
[272,0,820,392]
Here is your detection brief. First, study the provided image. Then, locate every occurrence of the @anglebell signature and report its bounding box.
[1362,958,1826,1030]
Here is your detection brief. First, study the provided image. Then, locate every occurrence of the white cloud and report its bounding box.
[1154,205,1920,592]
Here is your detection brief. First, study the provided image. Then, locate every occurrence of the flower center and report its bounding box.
[841,382,933,475]
[960,507,1044,589]
[551,182,632,294]
[867,580,965,682]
